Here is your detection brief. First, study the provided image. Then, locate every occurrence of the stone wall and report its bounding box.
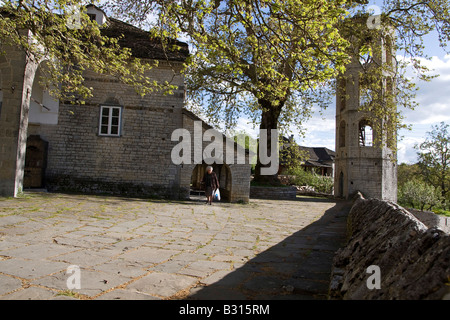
[30,63,187,199]
[330,193,449,300]
[0,39,39,197]
[408,208,450,234]
[250,186,297,200]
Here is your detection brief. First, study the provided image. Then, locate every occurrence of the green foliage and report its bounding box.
[397,162,422,187]
[279,137,308,172]
[284,166,334,194]
[108,0,351,134]
[0,0,176,102]
[108,0,449,133]
[398,123,450,211]
[398,179,443,211]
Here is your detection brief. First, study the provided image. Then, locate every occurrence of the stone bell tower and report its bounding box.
[334,24,397,202]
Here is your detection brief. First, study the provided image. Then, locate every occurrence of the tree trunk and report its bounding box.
[253,99,283,185]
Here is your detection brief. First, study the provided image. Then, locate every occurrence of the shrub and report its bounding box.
[285,167,334,194]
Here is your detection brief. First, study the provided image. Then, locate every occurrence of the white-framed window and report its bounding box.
[99,106,122,137]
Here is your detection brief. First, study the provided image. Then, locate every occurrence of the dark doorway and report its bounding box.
[338,171,344,198]
[24,135,48,188]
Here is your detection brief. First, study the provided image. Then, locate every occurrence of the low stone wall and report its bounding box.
[408,208,450,234]
[46,174,188,200]
[329,193,450,300]
[249,186,297,200]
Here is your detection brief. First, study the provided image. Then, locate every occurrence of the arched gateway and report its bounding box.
[190,162,232,202]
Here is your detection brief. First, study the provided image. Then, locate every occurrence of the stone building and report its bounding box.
[334,25,397,202]
[0,5,252,202]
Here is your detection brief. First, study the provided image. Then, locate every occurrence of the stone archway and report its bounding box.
[190,162,232,202]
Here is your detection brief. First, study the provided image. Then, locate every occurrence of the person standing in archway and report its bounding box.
[202,166,219,205]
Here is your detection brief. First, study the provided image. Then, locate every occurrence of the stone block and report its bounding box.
[0,274,22,296]
[127,272,198,297]
[0,257,68,279]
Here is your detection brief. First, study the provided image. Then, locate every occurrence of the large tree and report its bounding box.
[109,0,351,183]
[106,0,450,184]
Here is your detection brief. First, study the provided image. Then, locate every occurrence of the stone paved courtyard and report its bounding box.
[0,192,350,300]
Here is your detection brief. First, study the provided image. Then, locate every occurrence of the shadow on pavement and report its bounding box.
[187,201,352,300]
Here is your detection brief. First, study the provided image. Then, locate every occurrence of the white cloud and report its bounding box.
[400,54,450,125]
[397,133,421,164]
[295,115,336,150]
